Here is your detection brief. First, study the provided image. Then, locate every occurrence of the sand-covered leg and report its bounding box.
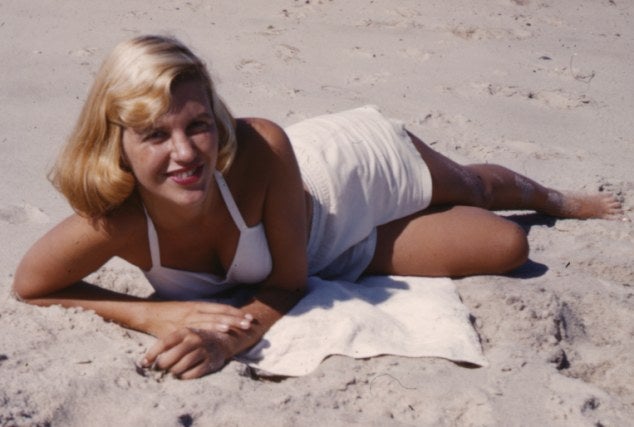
[466,164,626,220]
[405,131,625,220]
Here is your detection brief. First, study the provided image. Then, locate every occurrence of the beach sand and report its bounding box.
[1,1,632,425]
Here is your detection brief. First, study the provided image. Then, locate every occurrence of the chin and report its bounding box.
[172,189,210,207]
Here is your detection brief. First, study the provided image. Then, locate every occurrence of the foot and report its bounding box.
[546,191,626,220]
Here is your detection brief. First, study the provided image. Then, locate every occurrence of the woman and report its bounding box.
[12,35,622,380]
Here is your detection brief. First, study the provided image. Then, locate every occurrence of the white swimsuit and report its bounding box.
[287,105,433,281]
[142,171,273,300]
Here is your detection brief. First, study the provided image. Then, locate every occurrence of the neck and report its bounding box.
[140,186,218,232]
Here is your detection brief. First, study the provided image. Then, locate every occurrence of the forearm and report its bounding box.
[17,281,157,335]
[17,281,303,348]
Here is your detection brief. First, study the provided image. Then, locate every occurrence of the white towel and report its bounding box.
[237,275,487,377]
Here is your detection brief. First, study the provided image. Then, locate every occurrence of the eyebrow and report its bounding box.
[133,111,213,134]
[192,112,214,120]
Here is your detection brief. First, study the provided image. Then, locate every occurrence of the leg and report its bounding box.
[408,132,624,219]
[365,206,529,277]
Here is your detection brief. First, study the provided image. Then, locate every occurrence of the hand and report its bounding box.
[144,301,253,338]
[141,327,232,379]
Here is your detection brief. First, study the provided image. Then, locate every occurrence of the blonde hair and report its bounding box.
[50,35,237,217]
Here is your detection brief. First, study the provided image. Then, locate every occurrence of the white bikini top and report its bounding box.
[142,171,273,300]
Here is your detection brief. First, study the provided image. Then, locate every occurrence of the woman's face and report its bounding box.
[122,79,219,210]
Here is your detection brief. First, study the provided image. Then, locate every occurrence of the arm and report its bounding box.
[142,119,309,378]
[12,211,250,337]
[233,118,309,349]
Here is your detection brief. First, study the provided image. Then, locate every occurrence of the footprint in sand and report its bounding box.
[397,47,432,61]
[320,84,362,100]
[235,59,265,74]
[460,83,593,110]
[275,44,302,63]
[346,46,379,60]
[450,26,532,41]
[415,111,471,129]
[115,376,131,390]
[0,204,49,225]
[258,24,286,37]
[530,89,593,109]
[392,6,423,19]
[462,138,567,162]
[355,18,411,30]
[68,47,97,58]
[347,71,391,87]
[500,139,566,160]
[68,47,98,67]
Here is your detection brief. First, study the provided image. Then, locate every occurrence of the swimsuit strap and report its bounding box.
[143,206,162,268]
[214,171,247,231]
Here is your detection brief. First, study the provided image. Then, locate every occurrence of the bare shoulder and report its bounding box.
[230,117,298,195]
[236,117,292,156]
[239,117,287,140]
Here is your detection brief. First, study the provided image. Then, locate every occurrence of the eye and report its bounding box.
[188,119,215,135]
[142,129,168,142]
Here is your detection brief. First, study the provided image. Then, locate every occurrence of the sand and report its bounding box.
[1,0,633,425]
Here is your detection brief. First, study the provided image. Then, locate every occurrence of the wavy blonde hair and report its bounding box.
[50,35,237,218]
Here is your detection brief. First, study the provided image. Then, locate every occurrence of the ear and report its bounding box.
[118,125,134,172]
[119,136,133,172]
[120,153,132,172]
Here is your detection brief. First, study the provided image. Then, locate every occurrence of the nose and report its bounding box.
[170,131,197,162]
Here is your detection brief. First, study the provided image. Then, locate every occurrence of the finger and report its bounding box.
[178,356,225,380]
[187,314,252,332]
[169,348,206,377]
[177,359,211,380]
[153,333,206,371]
[141,329,191,368]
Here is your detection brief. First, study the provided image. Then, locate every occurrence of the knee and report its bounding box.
[496,222,529,272]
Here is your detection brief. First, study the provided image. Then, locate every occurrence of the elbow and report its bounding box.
[286,279,308,302]
[11,280,34,302]
[11,278,38,302]
[288,277,308,295]
[11,271,51,303]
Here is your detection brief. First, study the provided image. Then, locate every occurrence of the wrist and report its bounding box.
[133,301,165,336]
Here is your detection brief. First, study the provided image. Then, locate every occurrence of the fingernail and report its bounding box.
[240,319,250,329]
[244,313,254,321]
[140,358,149,367]
[218,324,229,332]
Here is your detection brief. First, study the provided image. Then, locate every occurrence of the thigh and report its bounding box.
[365,206,528,277]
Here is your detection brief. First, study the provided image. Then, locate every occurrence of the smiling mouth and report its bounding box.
[167,165,204,185]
